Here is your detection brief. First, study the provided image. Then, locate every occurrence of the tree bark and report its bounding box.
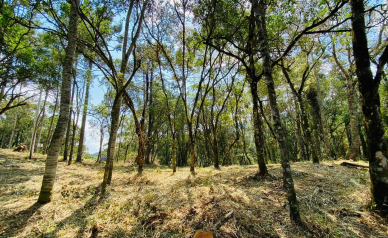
[36,89,49,153]
[306,88,321,164]
[145,70,154,164]
[101,94,121,195]
[43,87,59,155]
[254,0,301,222]
[68,84,80,166]
[63,76,76,161]
[346,77,360,160]
[249,81,268,175]
[97,125,104,163]
[76,60,92,163]
[350,0,388,213]
[38,0,79,204]
[29,88,43,159]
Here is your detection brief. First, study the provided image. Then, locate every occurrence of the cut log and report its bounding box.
[340,161,369,169]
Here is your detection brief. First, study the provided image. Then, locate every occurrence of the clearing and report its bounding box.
[0,149,387,237]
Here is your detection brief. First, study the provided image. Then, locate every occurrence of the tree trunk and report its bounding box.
[249,81,268,175]
[38,0,79,204]
[36,89,49,153]
[350,0,388,213]
[29,89,43,159]
[312,59,331,158]
[298,96,317,163]
[137,135,145,174]
[306,88,321,164]
[68,91,80,165]
[255,0,301,222]
[172,135,176,173]
[63,77,76,161]
[213,126,220,169]
[293,94,307,161]
[8,109,18,149]
[101,95,121,196]
[97,125,104,163]
[346,77,360,160]
[145,71,154,164]
[43,87,59,155]
[359,121,368,159]
[76,60,92,163]
[189,136,195,175]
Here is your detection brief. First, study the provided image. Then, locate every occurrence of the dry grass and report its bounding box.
[0,149,387,238]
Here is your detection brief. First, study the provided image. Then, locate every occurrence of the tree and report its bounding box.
[38,0,79,203]
[76,60,92,163]
[349,0,388,213]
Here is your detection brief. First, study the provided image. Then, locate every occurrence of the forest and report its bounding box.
[1,0,388,237]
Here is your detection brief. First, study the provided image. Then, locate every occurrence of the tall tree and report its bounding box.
[76,60,92,163]
[38,0,79,203]
[349,0,388,213]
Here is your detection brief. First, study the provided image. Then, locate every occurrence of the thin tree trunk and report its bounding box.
[312,58,331,158]
[44,87,59,155]
[76,60,92,163]
[124,143,129,163]
[8,110,18,149]
[68,83,80,166]
[36,89,49,153]
[145,70,154,164]
[359,122,368,159]
[189,135,195,174]
[29,88,43,160]
[101,95,121,196]
[346,77,360,160]
[172,136,176,173]
[8,85,22,149]
[331,40,359,160]
[293,95,307,161]
[38,0,79,204]
[63,75,76,161]
[254,0,301,222]
[97,125,104,163]
[306,88,321,164]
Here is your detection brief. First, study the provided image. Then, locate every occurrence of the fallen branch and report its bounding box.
[340,161,369,169]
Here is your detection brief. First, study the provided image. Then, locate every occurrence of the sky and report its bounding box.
[84,76,107,154]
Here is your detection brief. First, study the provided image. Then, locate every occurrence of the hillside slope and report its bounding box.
[0,149,387,237]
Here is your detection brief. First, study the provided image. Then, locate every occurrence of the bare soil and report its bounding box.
[0,149,387,237]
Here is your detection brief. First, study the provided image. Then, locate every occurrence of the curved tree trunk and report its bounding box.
[38,0,79,204]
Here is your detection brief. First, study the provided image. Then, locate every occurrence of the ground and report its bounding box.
[0,149,387,238]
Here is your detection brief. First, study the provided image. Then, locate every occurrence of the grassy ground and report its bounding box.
[0,149,387,238]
